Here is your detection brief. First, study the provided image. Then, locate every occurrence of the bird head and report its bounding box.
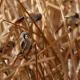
[20,32,29,40]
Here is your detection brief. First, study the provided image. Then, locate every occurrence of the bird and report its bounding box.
[30,13,42,22]
[65,13,80,32]
[65,13,79,26]
[19,31,32,61]
[26,13,42,23]
[20,32,31,53]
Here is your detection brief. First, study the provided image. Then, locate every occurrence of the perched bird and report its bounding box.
[30,13,42,22]
[65,13,80,32]
[20,32,31,53]
[26,13,42,23]
[55,13,79,33]
[65,13,79,26]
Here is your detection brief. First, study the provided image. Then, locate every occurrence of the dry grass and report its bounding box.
[0,0,80,80]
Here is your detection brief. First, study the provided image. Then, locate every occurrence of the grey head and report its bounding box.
[20,32,31,51]
[20,32,29,40]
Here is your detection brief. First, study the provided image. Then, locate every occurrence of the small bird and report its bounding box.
[26,13,42,23]
[20,32,31,53]
[31,13,42,22]
[65,13,79,26]
[56,13,79,33]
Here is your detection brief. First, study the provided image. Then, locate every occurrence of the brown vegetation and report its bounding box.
[0,0,80,80]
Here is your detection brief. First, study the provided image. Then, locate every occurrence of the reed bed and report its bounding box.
[0,0,80,80]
